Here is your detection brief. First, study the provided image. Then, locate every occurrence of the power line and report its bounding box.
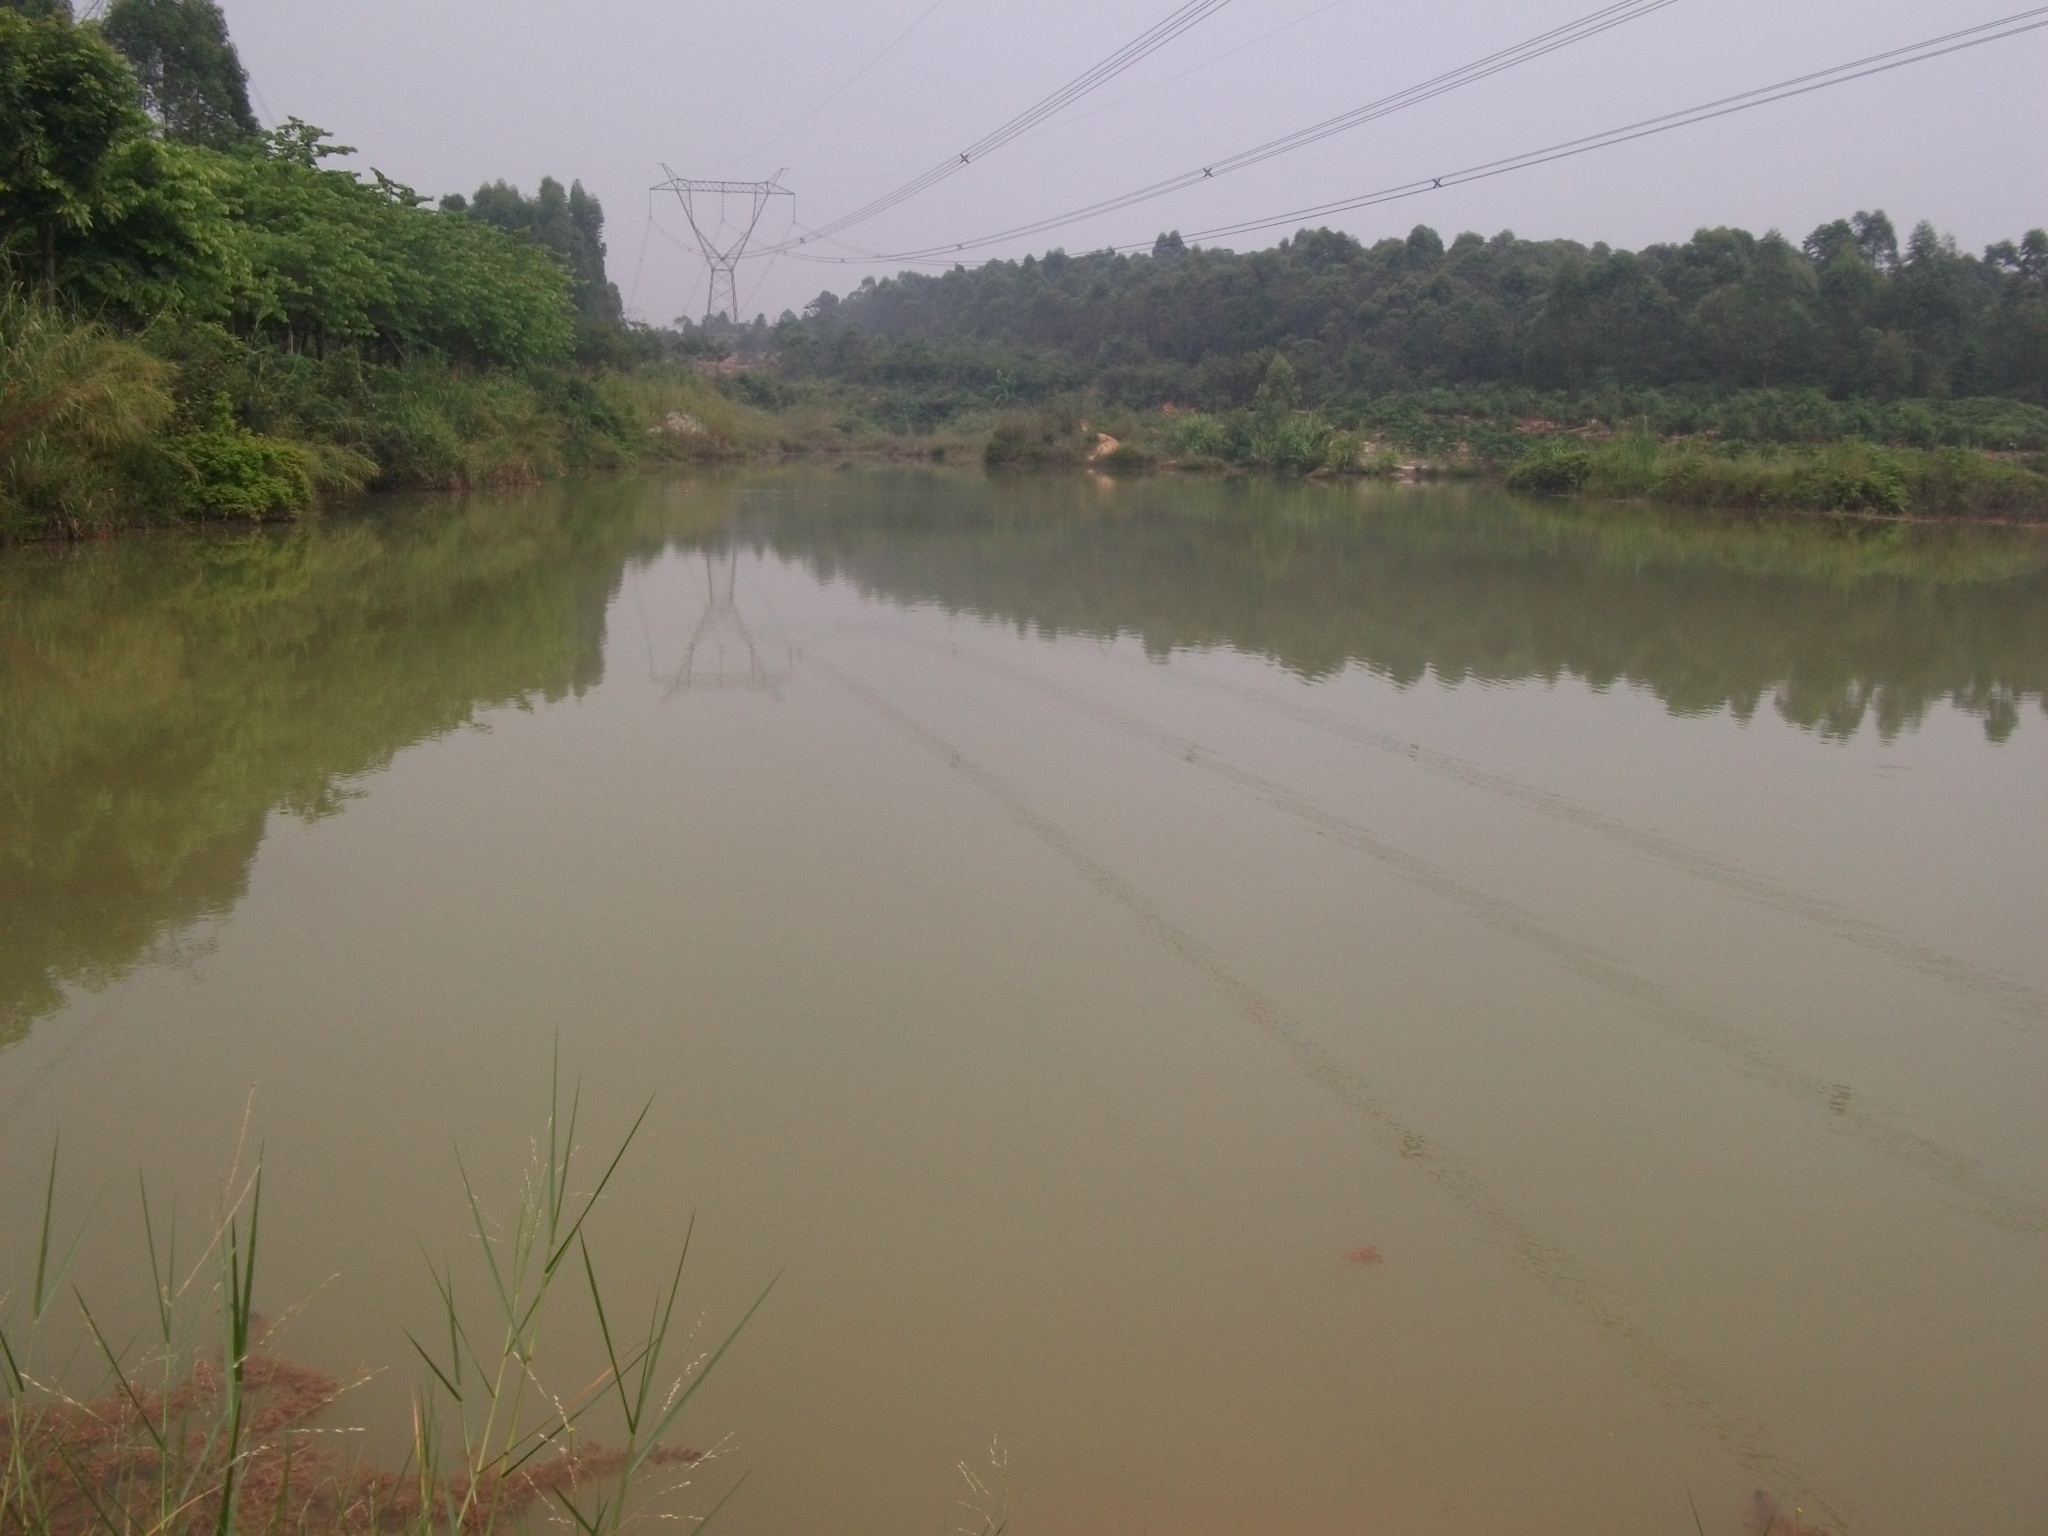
[1039,0,1357,138]
[782,5,2048,268]
[738,0,957,162]
[624,190,655,321]
[781,0,1684,264]
[784,0,1240,248]
[735,201,801,319]
[1148,6,2048,251]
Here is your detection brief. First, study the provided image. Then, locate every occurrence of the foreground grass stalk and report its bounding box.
[3,1065,763,1536]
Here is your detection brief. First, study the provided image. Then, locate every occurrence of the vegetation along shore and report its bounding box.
[3,0,2045,537]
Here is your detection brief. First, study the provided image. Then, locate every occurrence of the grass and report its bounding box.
[0,296,173,541]
[9,295,2041,537]
[1504,428,2048,517]
[0,1065,767,1536]
[1,298,369,540]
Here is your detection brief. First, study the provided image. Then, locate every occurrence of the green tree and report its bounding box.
[55,132,241,320]
[1688,233,1821,388]
[464,175,622,322]
[1253,351,1299,415]
[100,0,258,148]
[0,8,144,285]
[207,124,576,366]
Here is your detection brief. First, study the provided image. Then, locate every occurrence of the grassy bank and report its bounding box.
[954,385,2048,518]
[7,298,2046,537]
[0,299,1014,542]
[1502,432,2048,517]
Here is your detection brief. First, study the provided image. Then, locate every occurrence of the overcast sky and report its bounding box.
[212,0,2046,325]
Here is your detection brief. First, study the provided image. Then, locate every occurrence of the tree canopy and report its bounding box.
[0,8,579,365]
[101,0,257,148]
[0,6,145,282]
[452,176,623,324]
[779,216,2048,409]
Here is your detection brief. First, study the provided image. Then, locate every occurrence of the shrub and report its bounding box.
[1780,443,1908,514]
[1506,440,1594,495]
[1162,412,1231,461]
[169,394,314,517]
[984,404,1088,468]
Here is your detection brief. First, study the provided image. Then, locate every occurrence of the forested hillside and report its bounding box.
[781,217,2048,409]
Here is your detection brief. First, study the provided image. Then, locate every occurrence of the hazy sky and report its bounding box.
[212,0,2046,324]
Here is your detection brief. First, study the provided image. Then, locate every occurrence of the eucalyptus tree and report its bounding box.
[101,0,258,147]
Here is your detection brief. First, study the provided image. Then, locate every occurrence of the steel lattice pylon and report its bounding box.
[654,167,792,324]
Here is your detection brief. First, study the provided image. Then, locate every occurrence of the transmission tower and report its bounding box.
[654,166,793,323]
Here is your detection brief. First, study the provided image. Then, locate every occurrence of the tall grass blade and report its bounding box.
[74,1289,169,1453]
[691,1468,751,1536]
[140,1173,175,1342]
[541,1096,654,1281]
[628,1271,779,1480]
[404,1326,464,1402]
[580,1234,632,1431]
[0,1322,25,1394]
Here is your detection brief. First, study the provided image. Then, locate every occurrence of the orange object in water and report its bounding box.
[1343,1245,1384,1265]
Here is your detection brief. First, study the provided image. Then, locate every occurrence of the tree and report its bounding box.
[101,0,257,148]
[0,8,144,285]
[1688,233,1820,388]
[464,175,621,323]
[212,129,576,366]
[1253,352,1299,415]
[1851,209,1899,273]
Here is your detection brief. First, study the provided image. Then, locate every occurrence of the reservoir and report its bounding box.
[1,471,2042,1536]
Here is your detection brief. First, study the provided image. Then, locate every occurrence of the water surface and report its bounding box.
[2,472,2043,1536]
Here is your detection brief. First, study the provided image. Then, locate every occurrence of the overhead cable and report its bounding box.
[782,5,2048,267]
[787,0,1238,246]
[786,0,1683,263]
[1146,6,2048,251]
[1041,0,1357,137]
[738,0,957,161]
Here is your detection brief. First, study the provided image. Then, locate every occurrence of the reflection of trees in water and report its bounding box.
[736,473,2048,744]
[0,481,717,1050]
[3,469,2041,1051]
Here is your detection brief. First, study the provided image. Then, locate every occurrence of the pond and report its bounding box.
[2,470,2043,1536]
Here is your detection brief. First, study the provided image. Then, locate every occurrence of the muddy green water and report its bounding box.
[2,471,2044,1536]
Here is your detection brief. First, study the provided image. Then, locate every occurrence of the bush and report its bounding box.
[170,394,314,517]
[1162,412,1231,460]
[1904,446,2048,516]
[1506,440,1594,495]
[985,404,1088,468]
[1781,444,1908,514]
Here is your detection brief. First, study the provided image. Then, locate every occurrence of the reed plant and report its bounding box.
[0,295,174,540]
[0,1070,766,1536]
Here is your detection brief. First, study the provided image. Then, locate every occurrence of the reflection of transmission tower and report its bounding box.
[663,549,791,698]
[653,166,793,323]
